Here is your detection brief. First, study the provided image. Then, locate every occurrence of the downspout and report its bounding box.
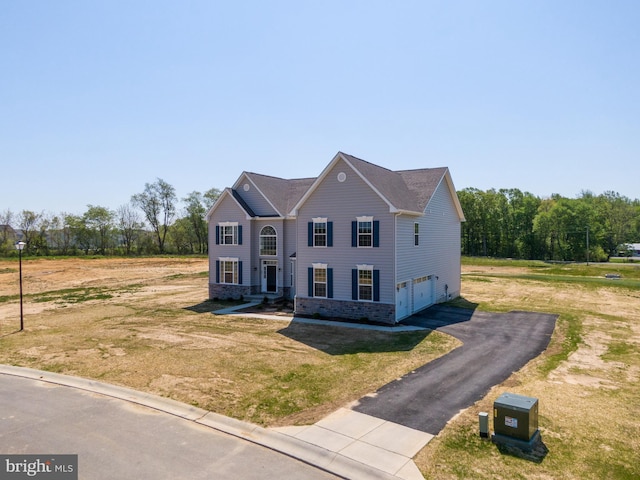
[394,212,399,323]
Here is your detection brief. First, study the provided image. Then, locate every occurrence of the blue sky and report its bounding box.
[1,1,638,215]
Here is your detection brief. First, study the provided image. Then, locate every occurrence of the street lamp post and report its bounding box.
[16,241,26,331]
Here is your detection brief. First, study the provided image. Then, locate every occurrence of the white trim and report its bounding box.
[312,218,328,248]
[424,169,465,221]
[259,224,277,256]
[205,188,253,221]
[218,257,240,285]
[312,264,328,299]
[233,173,284,217]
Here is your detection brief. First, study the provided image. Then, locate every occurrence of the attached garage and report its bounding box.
[413,275,435,312]
[395,275,435,321]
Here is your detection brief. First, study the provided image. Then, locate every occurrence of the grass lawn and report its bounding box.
[1,256,638,478]
[415,257,640,479]
[0,256,457,427]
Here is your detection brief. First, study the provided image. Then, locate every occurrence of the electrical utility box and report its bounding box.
[493,392,538,442]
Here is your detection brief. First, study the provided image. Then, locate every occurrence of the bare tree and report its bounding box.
[116,203,144,255]
[131,178,176,253]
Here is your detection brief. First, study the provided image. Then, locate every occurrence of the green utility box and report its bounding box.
[493,392,538,441]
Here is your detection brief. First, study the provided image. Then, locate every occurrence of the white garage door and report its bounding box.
[413,275,435,312]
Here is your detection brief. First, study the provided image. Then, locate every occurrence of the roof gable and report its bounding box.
[210,151,464,222]
[205,187,254,221]
[291,152,462,217]
[229,172,315,218]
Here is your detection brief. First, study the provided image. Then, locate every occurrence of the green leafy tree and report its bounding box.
[131,179,177,254]
[83,205,115,255]
[182,191,209,254]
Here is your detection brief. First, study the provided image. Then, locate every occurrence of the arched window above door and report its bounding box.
[260,225,277,256]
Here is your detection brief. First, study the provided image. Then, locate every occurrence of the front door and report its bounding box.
[262,261,277,293]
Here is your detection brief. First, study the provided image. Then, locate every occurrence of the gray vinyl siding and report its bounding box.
[395,214,429,283]
[296,158,395,304]
[283,218,297,289]
[420,180,462,301]
[207,195,251,287]
[236,176,279,216]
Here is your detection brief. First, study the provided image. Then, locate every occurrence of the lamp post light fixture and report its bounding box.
[15,241,26,331]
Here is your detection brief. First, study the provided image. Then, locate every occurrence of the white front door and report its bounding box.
[262,260,278,293]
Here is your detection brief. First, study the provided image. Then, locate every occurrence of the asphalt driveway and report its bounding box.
[352,305,557,435]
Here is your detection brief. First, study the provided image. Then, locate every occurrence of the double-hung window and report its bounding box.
[314,266,327,298]
[358,217,373,247]
[217,258,242,284]
[414,223,419,246]
[217,222,241,245]
[308,263,333,298]
[352,217,379,247]
[314,219,327,247]
[357,266,373,301]
[308,218,332,247]
[352,265,380,301]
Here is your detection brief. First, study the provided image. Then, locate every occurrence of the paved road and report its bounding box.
[0,374,338,480]
[353,306,557,435]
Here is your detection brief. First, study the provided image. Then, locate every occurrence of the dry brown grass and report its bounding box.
[415,263,640,480]
[0,256,457,427]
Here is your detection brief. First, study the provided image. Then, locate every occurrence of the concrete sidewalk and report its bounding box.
[274,409,431,479]
[0,365,428,480]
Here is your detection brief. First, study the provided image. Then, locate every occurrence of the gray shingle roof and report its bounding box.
[340,153,448,213]
[244,172,315,217]
[225,152,455,218]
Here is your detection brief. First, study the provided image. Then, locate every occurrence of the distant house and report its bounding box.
[620,243,640,257]
[206,152,465,324]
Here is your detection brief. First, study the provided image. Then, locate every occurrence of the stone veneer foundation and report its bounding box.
[295,297,395,325]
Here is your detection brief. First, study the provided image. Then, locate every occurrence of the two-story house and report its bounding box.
[206,152,465,324]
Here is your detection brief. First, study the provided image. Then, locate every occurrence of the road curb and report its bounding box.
[0,365,402,480]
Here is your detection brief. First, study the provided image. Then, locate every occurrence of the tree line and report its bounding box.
[459,188,640,261]
[0,179,220,257]
[2,181,639,262]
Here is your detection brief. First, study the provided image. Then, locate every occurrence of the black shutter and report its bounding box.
[308,222,313,247]
[238,225,242,245]
[308,267,314,297]
[216,260,220,283]
[351,221,357,247]
[327,222,333,247]
[327,268,333,298]
[373,270,380,301]
[215,226,220,245]
[238,261,243,284]
[352,269,358,300]
[373,221,380,247]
